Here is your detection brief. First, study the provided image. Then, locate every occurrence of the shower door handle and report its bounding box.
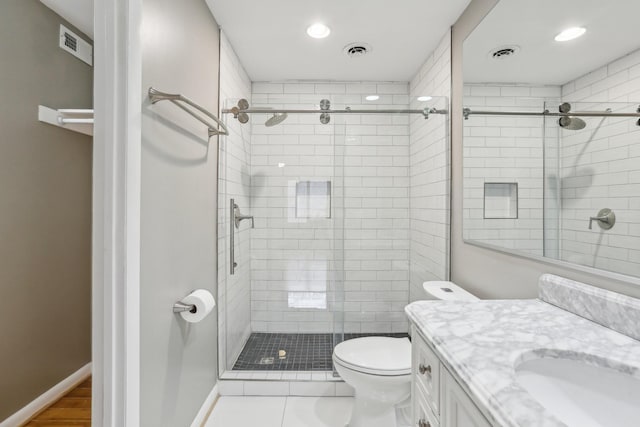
[230,199,253,275]
[230,199,238,275]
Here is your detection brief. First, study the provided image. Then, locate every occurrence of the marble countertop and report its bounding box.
[405,298,640,427]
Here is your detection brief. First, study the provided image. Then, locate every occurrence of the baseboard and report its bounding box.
[0,362,92,427]
[191,383,219,427]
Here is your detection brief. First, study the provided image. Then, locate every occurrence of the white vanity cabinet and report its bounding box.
[441,368,492,427]
[411,328,492,427]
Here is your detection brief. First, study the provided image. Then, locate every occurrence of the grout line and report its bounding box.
[280,396,289,427]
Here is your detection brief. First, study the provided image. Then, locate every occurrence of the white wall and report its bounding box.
[139,0,219,425]
[249,81,411,333]
[218,31,252,372]
[409,31,454,301]
[558,48,640,277]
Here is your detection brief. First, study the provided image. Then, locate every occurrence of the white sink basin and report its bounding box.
[515,356,640,427]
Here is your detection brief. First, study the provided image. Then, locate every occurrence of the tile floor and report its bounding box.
[205,396,411,427]
[233,333,409,371]
[204,396,354,427]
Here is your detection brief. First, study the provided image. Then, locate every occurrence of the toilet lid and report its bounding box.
[333,337,411,376]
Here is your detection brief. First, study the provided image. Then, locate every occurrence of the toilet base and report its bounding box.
[347,395,398,427]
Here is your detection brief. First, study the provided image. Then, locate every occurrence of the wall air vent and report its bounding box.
[63,32,77,51]
[59,25,93,66]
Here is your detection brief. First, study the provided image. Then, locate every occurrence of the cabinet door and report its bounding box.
[412,330,441,414]
[414,387,441,427]
[441,368,492,427]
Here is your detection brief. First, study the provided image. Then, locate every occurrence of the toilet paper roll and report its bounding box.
[179,289,216,323]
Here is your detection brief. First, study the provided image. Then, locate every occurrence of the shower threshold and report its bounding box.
[232,332,408,371]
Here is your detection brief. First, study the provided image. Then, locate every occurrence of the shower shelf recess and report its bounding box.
[38,105,94,136]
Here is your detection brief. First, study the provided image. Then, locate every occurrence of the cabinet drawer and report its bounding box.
[413,334,441,414]
[414,385,441,427]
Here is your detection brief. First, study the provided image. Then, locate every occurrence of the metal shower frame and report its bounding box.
[221,98,449,124]
[221,99,640,126]
[463,105,640,121]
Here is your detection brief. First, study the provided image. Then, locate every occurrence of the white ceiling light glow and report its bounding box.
[554,27,586,42]
[365,95,380,101]
[417,96,433,102]
[306,23,331,39]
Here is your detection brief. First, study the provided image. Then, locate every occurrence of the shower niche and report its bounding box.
[483,182,518,219]
[295,181,331,219]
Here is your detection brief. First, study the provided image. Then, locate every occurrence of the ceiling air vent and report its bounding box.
[59,25,93,66]
[344,43,372,58]
[489,45,520,60]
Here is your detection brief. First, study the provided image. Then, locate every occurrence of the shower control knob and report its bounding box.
[418,419,431,427]
[419,364,432,375]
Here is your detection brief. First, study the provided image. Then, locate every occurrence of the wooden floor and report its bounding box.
[23,377,91,426]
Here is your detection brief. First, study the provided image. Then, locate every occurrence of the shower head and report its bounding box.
[557,102,586,130]
[558,116,586,130]
[265,113,288,127]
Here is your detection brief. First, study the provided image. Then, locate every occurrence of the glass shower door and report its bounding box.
[218,97,346,376]
[217,98,253,375]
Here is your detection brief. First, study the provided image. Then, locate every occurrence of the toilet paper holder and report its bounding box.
[173,301,197,313]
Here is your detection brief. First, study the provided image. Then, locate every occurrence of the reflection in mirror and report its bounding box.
[462,0,640,278]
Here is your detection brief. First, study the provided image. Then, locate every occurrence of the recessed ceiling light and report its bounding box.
[307,23,331,39]
[417,96,433,102]
[554,27,586,42]
[278,162,286,168]
[365,95,379,101]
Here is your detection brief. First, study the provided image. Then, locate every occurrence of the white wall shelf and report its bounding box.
[38,105,94,136]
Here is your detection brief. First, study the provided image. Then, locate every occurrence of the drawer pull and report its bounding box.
[418,419,431,427]
[419,364,432,375]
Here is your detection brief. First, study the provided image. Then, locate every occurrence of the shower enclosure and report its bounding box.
[217,89,449,379]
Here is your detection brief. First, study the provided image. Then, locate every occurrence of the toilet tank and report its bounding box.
[422,281,479,301]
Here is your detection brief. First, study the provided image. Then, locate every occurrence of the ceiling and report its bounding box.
[463,0,640,85]
[206,0,471,81]
[40,0,93,39]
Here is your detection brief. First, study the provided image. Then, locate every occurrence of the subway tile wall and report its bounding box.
[218,32,253,371]
[217,29,453,343]
[249,81,411,333]
[559,47,640,277]
[462,83,561,256]
[408,31,453,301]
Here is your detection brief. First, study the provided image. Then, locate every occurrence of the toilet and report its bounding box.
[333,281,478,427]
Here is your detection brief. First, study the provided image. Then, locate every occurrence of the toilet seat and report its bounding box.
[333,337,411,376]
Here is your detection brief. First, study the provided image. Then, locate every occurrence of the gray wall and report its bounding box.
[451,0,640,299]
[140,0,220,425]
[0,0,92,421]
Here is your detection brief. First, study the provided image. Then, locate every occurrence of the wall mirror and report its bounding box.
[462,0,640,279]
